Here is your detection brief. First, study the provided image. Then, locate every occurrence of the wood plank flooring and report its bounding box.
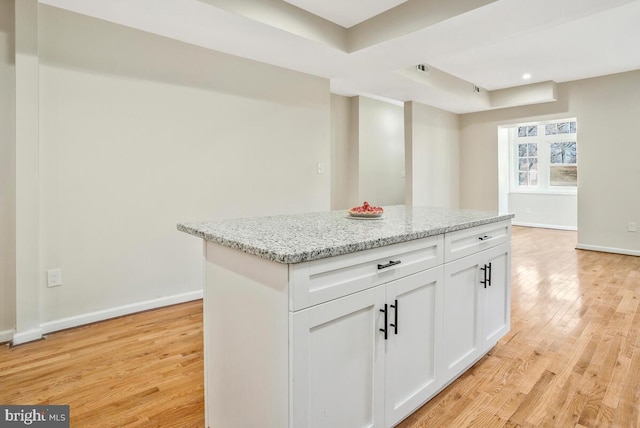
[398,227,640,428]
[2,226,640,427]
[0,301,204,427]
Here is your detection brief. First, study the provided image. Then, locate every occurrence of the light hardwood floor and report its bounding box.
[0,301,204,427]
[2,226,639,427]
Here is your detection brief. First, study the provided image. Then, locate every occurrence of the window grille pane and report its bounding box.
[545,123,558,135]
[564,142,576,163]
[518,127,527,137]
[527,143,538,156]
[519,172,529,186]
[550,142,577,164]
[518,144,528,157]
[519,158,530,171]
[550,143,563,163]
[526,126,537,136]
[550,165,577,186]
[530,171,538,186]
[558,122,571,133]
[530,157,538,171]
[570,121,577,133]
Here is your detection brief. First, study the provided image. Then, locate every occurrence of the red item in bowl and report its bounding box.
[349,201,384,216]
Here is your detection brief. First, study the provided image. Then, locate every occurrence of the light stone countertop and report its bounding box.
[177,205,514,264]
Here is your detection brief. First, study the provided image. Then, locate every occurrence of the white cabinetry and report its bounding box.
[441,252,484,380]
[290,268,443,428]
[290,285,386,428]
[482,243,511,351]
[202,221,510,428]
[290,235,443,428]
[384,268,443,428]
[442,222,511,380]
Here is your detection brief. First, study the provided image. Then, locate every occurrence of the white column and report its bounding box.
[404,101,414,205]
[404,100,461,209]
[13,0,41,345]
[0,0,17,342]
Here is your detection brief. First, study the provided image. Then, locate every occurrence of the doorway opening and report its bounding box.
[498,119,578,230]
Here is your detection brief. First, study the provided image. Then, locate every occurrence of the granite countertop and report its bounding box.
[177,205,514,264]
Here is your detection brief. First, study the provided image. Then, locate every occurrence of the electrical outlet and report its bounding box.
[629,222,637,232]
[47,268,62,287]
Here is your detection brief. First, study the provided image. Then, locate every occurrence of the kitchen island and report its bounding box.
[178,205,514,428]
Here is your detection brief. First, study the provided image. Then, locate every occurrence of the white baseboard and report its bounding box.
[12,327,44,346]
[576,244,640,257]
[7,290,203,346]
[0,329,16,344]
[512,221,577,231]
[40,289,203,335]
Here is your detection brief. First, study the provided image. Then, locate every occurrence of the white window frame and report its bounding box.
[509,119,578,195]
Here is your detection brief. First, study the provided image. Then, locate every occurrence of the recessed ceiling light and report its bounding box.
[522,73,532,80]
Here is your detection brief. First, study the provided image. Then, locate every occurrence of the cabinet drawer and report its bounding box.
[289,235,443,311]
[444,220,511,263]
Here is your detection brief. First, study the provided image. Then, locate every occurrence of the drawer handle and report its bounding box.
[478,235,492,241]
[377,260,401,270]
[389,299,398,335]
[480,262,493,288]
[379,304,388,340]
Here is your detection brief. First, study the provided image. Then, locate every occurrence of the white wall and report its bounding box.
[330,95,404,209]
[405,101,460,208]
[330,94,352,210]
[27,6,331,327]
[357,96,404,206]
[571,72,640,254]
[508,193,577,230]
[461,70,640,255]
[0,0,16,338]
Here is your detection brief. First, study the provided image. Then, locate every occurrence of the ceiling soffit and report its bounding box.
[200,0,500,53]
[281,0,408,29]
[39,0,640,113]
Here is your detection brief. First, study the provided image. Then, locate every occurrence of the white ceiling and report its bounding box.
[40,0,640,113]
[282,0,408,28]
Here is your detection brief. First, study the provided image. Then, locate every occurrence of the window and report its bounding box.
[510,120,577,192]
[517,143,538,186]
[518,125,537,137]
[549,142,577,186]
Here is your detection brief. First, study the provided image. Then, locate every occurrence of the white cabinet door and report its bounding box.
[442,242,512,381]
[290,234,511,428]
[442,253,484,380]
[482,243,511,351]
[384,267,443,428]
[290,285,386,428]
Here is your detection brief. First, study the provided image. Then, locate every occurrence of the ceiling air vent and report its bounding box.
[416,64,429,73]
